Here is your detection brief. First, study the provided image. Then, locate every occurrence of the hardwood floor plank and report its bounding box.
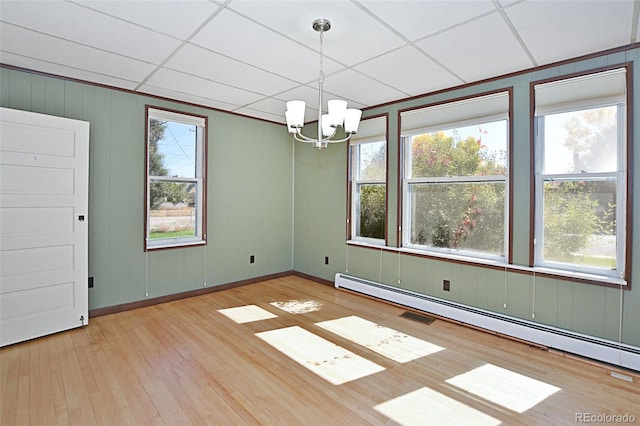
[0,343,20,426]
[1,276,638,425]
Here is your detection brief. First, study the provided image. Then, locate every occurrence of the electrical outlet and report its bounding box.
[250,255,255,264]
[443,279,450,291]
[324,256,329,265]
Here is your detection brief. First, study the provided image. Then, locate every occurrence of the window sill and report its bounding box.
[345,241,628,288]
[146,239,206,251]
[347,238,386,248]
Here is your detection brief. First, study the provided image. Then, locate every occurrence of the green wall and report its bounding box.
[0,67,293,310]
[293,47,640,347]
[1,44,638,348]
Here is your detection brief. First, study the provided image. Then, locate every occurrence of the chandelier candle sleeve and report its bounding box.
[284,18,362,148]
[286,101,305,128]
[344,109,363,133]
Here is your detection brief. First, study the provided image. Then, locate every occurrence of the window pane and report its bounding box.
[409,182,505,255]
[410,121,507,178]
[542,180,616,269]
[150,119,197,178]
[357,184,385,239]
[543,106,618,174]
[149,181,196,239]
[358,141,386,180]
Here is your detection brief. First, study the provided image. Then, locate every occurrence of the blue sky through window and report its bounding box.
[157,122,196,178]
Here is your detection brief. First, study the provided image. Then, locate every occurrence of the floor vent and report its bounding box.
[400,311,435,325]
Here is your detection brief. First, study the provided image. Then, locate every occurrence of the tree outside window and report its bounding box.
[406,123,507,258]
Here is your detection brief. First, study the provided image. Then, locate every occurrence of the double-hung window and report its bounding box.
[145,107,207,250]
[533,68,628,281]
[401,91,510,260]
[349,116,387,243]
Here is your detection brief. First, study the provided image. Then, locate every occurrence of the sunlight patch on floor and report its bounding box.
[270,299,322,314]
[217,305,277,323]
[316,315,444,363]
[446,363,561,413]
[256,326,385,385]
[374,387,501,426]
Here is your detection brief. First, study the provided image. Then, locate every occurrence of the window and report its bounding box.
[533,68,628,281]
[349,116,387,243]
[401,91,510,260]
[145,107,207,250]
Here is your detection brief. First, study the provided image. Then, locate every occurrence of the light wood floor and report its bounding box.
[1,276,638,425]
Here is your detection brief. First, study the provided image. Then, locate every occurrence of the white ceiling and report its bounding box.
[1,0,638,124]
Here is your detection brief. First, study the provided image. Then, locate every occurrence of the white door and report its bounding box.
[0,107,89,347]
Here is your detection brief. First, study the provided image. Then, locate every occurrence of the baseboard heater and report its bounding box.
[335,273,640,372]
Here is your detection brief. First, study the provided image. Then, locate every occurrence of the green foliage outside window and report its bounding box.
[356,141,386,240]
[359,184,385,240]
[410,131,506,255]
[541,107,618,267]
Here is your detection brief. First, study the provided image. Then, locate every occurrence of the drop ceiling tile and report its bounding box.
[323,69,407,107]
[354,46,463,97]
[234,105,286,124]
[0,1,181,64]
[505,0,634,65]
[76,0,222,40]
[191,9,342,84]
[359,0,496,42]
[167,43,298,96]
[416,12,534,84]
[274,84,318,102]
[243,97,288,120]
[0,51,140,90]
[145,68,264,107]
[226,1,406,66]
[0,24,156,82]
[140,84,242,112]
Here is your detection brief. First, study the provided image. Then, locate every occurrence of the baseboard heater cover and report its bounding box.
[335,273,640,372]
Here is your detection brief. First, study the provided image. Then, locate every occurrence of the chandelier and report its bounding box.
[284,18,362,149]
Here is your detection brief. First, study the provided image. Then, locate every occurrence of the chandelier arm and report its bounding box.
[293,131,354,145]
[293,132,320,143]
[324,133,355,144]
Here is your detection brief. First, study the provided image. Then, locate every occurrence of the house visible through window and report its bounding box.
[533,68,628,281]
[349,116,387,243]
[401,91,510,261]
[145,107,206,250]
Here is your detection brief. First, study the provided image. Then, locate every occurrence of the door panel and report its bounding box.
[0,107,89,346]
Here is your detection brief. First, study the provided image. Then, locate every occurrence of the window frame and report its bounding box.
[348,114,388,245]
[400,90,511,262]
[144,106,207,251]
[531,66,631,284]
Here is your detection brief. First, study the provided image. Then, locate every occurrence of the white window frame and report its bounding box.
[401,91,510,262]
[145,107,207,250]
[533,68,627,281]
[349,116,387,244]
